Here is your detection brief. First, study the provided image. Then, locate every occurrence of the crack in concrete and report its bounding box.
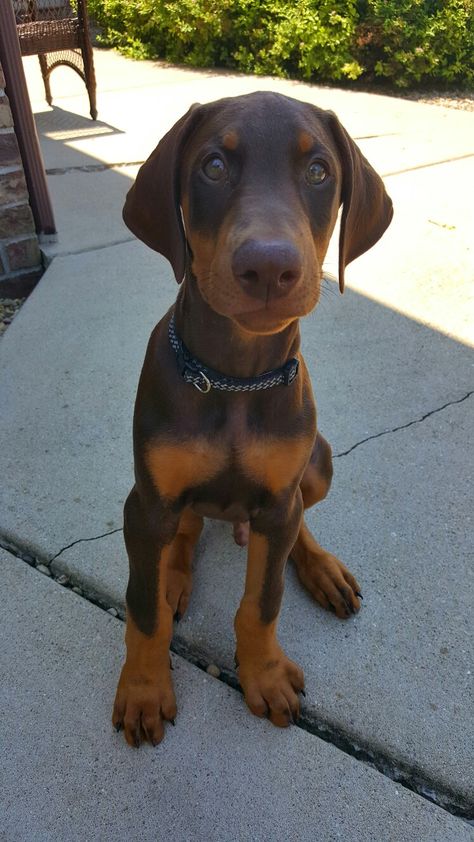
[1,533,472,821]
[334,390,473,459]
[48,527,123,564]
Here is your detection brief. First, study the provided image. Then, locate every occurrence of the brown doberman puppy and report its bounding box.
[113,91,393,747]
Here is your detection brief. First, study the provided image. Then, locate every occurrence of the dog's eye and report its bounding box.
[202,156,227,181]
[306,161,327,185]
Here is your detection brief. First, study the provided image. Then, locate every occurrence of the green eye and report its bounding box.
[306,161,327,185]
[203,156,227,181]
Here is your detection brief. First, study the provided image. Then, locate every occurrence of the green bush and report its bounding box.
[356,0,474,86]
[227,0,361,80]
[88,0,362,80]
[88,0,474,88]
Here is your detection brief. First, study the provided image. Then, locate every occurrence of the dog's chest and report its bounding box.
[145,431,312,516]
[143,381,316,518]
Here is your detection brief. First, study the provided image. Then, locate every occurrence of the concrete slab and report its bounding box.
[21,51,474,345]
[1,549,472,842]
[173,401,474,812]
[0,241,472,812]
[21,51,474,275]
[24,51,474,170]
[0,241,174,558]
[50,393,474,813]
[1,240,471,552]
[341,158,474,346]
[44,165,137,256]
[1,44,471,824]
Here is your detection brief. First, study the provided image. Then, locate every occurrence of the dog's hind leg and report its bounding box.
[166,508,203,620]
[292,433,362,618]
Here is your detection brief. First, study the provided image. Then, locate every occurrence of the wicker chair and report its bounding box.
[14,0,97,119]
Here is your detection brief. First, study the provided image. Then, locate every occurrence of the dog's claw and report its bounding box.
[174,611,182,623]
[170,718,175,727]
[356,591,363,600]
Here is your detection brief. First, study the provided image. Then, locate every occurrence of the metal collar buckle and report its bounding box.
[194,371,211,393]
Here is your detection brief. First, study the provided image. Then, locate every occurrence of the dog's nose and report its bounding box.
[232,239,302,299]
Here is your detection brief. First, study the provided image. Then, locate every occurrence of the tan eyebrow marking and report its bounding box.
[222,130,239,150]
[298,131,314,154]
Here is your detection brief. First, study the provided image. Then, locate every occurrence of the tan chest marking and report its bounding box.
[241,437,312,495]
[145,439,228,500]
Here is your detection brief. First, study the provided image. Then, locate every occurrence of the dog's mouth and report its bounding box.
[231,284,320,334]
[232,307,300,336]
[194,262,321,334]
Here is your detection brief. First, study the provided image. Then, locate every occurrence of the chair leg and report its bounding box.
[38,53,52,106]
[77,0,98,120]
[82,46,97,120]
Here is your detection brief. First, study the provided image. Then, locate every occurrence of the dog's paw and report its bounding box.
[112,664,176,747]
[295,549,361,619]
[238,653,305,727]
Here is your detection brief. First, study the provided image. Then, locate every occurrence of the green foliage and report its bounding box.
[356,0,474,86]
[227,0,361,80]
[88,0,361,79]
[88,0,474,88]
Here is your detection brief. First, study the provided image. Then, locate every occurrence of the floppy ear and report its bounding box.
[122,104,203,283]
[325,112,393,293]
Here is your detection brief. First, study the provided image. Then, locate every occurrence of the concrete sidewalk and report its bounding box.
[0,49,473,838]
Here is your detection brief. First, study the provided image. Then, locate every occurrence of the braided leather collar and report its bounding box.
[168,314,299,394]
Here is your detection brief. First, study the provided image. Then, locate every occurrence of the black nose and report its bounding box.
[232,239,302,299]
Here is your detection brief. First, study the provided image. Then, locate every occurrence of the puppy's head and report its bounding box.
[123,92,393,335]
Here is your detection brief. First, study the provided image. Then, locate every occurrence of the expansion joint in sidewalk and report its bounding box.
[46,160,145,175]
[0,527,123,569]
[43,236,136,260]
[383,151,474,178]
[0,529,125,615]
[334,390,473,459]
[170,636,473,822]
[2,530,473,820]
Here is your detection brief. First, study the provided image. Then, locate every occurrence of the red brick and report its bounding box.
[0,132,21,167]
[0,204,35,238]
[6,237,41,271]
[0,170,28,205]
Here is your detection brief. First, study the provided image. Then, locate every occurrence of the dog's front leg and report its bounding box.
[235,491,305,727]
[113,486,179,747]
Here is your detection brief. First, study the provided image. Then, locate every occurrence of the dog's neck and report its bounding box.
[174,274,301,380]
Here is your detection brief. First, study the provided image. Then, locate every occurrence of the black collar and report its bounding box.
[168,314,299,394]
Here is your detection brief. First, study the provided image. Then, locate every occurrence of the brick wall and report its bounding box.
[0,60,42,298]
